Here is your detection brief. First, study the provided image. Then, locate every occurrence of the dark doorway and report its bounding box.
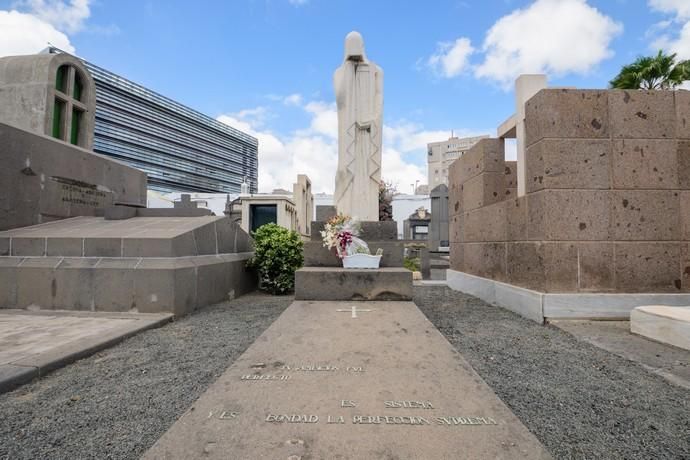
[250,204,277,232]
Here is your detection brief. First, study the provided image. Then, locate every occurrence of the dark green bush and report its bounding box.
[248,223,304,294]
[403,256,421,272]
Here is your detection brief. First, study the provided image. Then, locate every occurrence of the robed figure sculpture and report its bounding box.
[334,31,383,221]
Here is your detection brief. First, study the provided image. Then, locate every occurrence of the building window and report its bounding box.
[51,64,88,146]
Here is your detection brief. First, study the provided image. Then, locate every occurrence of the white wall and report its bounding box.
[392,194,431,239]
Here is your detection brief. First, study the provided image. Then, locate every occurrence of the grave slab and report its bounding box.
[144,300,551,459]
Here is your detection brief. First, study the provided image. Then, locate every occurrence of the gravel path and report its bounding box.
[414,285,690,460]
[1,287,688,459]
[0,292,292,460]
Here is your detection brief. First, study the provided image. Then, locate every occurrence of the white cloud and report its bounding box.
[283,93,303,106]
[648,1,690,60]
[0,1,92,58]
[218,101,444,194]
[0,10,75,57]
[427,37,474,78]
[424,0,622,87]
[649,0,690,19]
[24,0,90,33]
[474,0,622,86]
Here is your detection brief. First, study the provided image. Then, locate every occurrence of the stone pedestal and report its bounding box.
[295,267,413,301]
[296,220,412,301]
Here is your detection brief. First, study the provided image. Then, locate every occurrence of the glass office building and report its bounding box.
[48,47,258,194]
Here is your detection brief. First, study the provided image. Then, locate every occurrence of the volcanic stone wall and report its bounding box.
[449,89,690,293]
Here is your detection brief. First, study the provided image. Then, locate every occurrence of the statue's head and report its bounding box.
[344,31,366,62]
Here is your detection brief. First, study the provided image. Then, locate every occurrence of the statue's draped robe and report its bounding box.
[334,57,383,221]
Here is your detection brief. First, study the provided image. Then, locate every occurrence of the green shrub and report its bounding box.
[403,256,421,272]
[248,223,304,294]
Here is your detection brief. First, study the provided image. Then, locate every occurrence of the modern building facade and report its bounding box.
[427,134,489,190]
[46,47,258,194]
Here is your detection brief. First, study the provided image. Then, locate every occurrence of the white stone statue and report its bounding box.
[333,31,383,222]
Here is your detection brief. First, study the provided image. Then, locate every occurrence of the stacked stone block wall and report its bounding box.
[450,89,690,293]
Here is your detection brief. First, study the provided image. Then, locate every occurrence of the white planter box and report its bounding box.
[342,254,381,269]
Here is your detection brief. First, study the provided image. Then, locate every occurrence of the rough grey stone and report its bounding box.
[294,267,413,301]
[310,220,398,241]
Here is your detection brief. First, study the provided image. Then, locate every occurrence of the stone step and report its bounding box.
[631,306,690,351]
[303,241,404,267]
[295,267,413,301]
[143,300,550,459]
[310,220,398,241]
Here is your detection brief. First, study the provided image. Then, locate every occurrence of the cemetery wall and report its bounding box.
[449,89,690,294]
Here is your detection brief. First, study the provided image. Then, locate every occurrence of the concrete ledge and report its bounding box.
[0,252,257,315]
[295,267,413,301]
[0,365,37,394]
[0,311,173,394]
[447,270,690,322]
[447,270,544,323]
[631,306,690,351]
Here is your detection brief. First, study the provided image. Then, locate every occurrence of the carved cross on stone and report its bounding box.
[336,305,373,319]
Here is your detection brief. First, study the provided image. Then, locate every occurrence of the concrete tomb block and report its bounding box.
[454,138,505,185]
[46,237,84,257]
[311,221,397,241]
[449,213,463,243]
[93,259,138,312]
[504,161,517,198]
[525,89,609,147]
[84,237,122,257]
[0,238,9,256]
[463,201,507,243]
[610,190,680,241]
[123,238,175,258]
[462,172,505,212]
[543,242,578,292]
[449,241,464,272]
[682,192,690,241]
[15,258,62,309]
[525,139,611,193]
[680,140,690,189]
[577,242,615,292]
[133,266,177,314]
[52,261,96,310]
[507,242,545,291]
[448,161,464,217]
[193,222,218,256]
[527,190,610,241]
[612,139,680,189]
[680,243,690,292]
[11,237,45,256]
[675,90,690,139]
[615,242,681,293]
[464,242,507,281]
[506,197,528,241]
[315,205,337,221]
[609,90,675,139]
[294,267,413,301]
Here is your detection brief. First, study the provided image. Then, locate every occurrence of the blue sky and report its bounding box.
[1,0,689,193]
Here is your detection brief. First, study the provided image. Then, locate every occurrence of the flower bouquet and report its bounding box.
[320,214,382,269]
